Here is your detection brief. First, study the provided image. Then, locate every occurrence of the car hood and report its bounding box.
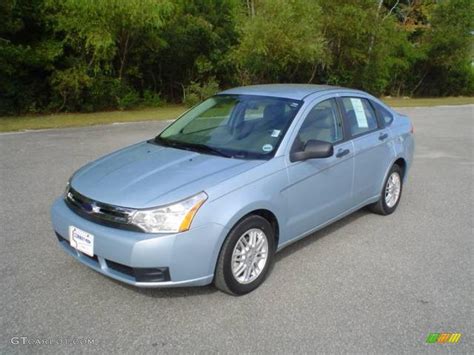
[71,141,263,208]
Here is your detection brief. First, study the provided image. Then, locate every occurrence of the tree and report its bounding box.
[317,0,412,95]
[152,0,240,100]
[231,0,328,84]
[413,0,474,95]
[0,0,472,115]
[46,0,173,111]
[0,0,61,114]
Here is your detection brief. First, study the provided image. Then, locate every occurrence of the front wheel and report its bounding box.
[369,164,403,215]
[214,215,275,295]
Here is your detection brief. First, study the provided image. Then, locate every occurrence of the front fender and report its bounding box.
[194,168,288,273]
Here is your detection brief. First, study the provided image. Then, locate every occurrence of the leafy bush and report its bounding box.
[142,90,162,107]
[116,90,140,111]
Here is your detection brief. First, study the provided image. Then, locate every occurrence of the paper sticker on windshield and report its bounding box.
[271,129,281,138]
[262,144,273,152]
[350,98,368,128]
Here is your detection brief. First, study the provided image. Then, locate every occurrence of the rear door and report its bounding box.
[338,96,393,204]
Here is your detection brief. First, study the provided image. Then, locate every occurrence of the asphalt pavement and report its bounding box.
[0,105,473,353]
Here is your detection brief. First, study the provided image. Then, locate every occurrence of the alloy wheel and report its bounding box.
[231,228,269,284]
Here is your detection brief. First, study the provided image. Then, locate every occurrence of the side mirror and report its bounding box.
[290,139,334,162]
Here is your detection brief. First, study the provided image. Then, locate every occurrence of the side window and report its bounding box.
[372,101,394,125]
[295,99,343,148]
[341,97,378,137]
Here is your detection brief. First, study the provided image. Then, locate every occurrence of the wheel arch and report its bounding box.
[214,203,281,258]
[211,206,281,285]
[393,157,407,179]
[237,209,280,248]
[376,155,408,199]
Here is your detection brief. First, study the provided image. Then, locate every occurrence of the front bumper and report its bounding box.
[51,198,229,287]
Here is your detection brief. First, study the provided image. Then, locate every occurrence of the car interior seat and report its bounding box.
[300,107,336,143]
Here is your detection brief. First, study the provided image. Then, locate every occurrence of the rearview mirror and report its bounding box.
[290,139,333,162]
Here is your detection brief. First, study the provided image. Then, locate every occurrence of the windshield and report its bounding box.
[156,95,303,160]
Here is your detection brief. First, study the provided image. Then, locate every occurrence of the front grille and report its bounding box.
[65,187,142,232]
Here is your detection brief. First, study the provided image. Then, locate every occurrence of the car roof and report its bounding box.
[218,84,347,100]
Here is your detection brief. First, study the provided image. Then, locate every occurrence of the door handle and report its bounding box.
[379,132,388,141]
[336,148,350,158]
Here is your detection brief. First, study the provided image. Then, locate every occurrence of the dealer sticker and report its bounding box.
[262,144,273,152]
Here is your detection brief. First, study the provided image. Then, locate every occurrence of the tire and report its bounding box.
[369,164,403,215]
[214,215,275,295]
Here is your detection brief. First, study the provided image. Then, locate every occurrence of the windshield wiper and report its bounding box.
[184,142,232,158]
[154,136,180,148]
[154,137,231,158]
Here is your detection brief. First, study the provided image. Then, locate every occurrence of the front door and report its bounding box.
[284,98,354,241]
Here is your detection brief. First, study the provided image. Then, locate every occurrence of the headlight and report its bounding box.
[130,192,208,233]
[64,179,71,197]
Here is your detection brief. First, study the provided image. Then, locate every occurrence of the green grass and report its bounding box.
[382,96,473,107]
[0,105,187,133]
[1,97,473,133]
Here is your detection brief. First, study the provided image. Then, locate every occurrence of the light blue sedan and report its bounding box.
[51,84,415,295]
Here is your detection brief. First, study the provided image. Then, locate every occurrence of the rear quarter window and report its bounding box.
[372,101,394,126]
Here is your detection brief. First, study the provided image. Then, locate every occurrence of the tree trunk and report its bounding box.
[383,0,400,21]
[308,64,317,83]
[246,0,255,17]
[411,71,429,96]
[119,32,130,81]
[368,0,384,55]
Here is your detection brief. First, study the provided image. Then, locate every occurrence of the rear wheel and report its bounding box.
[369,164,403,215]
[214,215,275,295]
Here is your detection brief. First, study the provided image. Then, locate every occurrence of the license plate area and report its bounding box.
[69,226,94,257]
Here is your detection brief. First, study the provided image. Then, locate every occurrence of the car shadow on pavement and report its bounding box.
[117,207,370,298]
[274,208,370,262]
[109,277,218,298]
